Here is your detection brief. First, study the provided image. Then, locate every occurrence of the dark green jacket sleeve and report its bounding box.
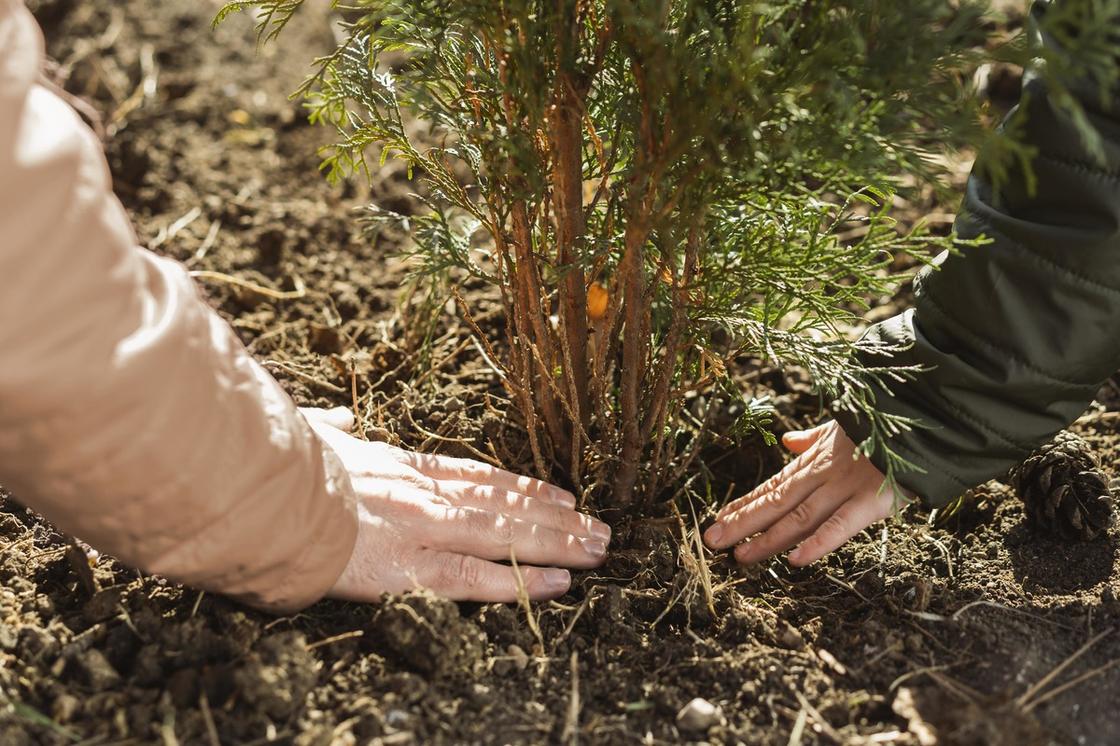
[836,1,1120,507]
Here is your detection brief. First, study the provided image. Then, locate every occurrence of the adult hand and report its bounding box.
[703,421,914,566]
[300,407,610,603]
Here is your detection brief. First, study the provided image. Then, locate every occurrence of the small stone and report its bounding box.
[0,624,17,651]
[52,693,81,723]
[72,648,120,691]
[308,323,343,355]
[910,578,932,612]
[506,644,529,671]
[385,709,413,730]
[83,587,124,624]
[676,697,723,733]
[777,623,804,650]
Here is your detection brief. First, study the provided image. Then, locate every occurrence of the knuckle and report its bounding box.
[449,506,483,537]
[483,511,515,545]
[718,497,746,520]
[458,555,482,590]
[532,525,552,550]
[502,491,530,512]
[450,456,487,480]
[550,506,576,531]
[763,485,788,509]
[722,506,747,530]
[436,553,479,590]
[459,483,487,503]
[819,513,848,539]
[401,472,438,495]
[789,501,813,527]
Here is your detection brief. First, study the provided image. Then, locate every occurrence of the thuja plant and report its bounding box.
[217,0,1108,510]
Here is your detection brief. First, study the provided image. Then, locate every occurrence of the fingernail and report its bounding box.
[542,568,570,592]
[704,523,723,546]
[581,538,607,558]
[734,541,754,564]
[589,520,612,541]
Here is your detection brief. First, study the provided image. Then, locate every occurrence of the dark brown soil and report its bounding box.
[3,2,1118,745]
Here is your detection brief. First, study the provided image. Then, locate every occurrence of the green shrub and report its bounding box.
[218,0,1110,512]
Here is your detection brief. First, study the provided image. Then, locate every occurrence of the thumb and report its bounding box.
[300,406,356,432]
[781,421,832,454]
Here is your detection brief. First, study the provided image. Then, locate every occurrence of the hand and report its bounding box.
[703,421,913,567]
[301,407,610,603]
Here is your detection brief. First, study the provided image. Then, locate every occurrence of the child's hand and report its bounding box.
[703,421,914,566]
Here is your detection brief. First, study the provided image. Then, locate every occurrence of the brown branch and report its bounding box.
[510,202,568,455]
[549,73,591,433]
[611,210,652,507]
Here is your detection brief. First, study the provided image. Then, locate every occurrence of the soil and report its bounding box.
[3,2,1119,745]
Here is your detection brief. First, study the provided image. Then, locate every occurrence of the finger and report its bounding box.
[402,451,576,507]
[415,550,572,602]
[787,489,894,566]
[426,505,606,568]
[300,406,355,432]
[704,450,824,550]
[781,421,831,455]
[433,481,610,541]
[714,443,820,522]
[732,485,848,565]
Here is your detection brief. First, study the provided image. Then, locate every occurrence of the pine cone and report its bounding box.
[1008,431,1114,541]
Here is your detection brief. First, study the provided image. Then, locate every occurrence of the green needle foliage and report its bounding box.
[218,0,1114,512]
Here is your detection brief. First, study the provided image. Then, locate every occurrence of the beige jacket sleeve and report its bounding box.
[0,1,358,613]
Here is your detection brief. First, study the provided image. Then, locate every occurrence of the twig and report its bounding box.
[350,361,365,439]
[402,406,503,466]
[470,335,507,381]
[190,270,307,300]
[562,651,581,746]
[150,206,202,250]
[951,600,1074,630]
[109,42,158,128]
[824,572,871,603]
[199,692,220,746]
[510,549,546,657]
[262,360,346,394]
[1021,658,1120,713]
[553,595,591,650]
[793,691,843,743]
[1016,628,1113,709]
[926,670,984,702]
[307,630,364,651]
[189,219,223,265]
[888,664,953,692]
[379,337,472,409]
[786,707,808,746]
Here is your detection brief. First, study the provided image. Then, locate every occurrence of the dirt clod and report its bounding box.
[70,649,121,692]
[233,631,318,720]
[370,592,485,677]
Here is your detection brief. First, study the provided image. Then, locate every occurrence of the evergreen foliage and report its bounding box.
[218,0,1119,510]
